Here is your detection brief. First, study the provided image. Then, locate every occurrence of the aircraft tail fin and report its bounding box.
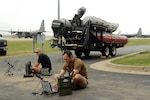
[137,28,142,37]
[39,20,45,32]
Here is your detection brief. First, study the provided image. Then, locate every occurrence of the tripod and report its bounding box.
[4,60,14,76]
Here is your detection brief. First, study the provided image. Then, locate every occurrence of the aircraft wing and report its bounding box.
[120,34,136,38]
[9,31,32,38]
[8,30,29,34]
[140,34,150,38]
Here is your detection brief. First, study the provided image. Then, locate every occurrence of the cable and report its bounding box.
[36,74,43,80]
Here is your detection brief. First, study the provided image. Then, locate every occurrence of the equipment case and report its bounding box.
[58,76,72,96]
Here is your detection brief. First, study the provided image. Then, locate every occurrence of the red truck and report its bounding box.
[50,7,128,57]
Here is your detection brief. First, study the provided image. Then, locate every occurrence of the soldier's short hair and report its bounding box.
[63,50,73,58]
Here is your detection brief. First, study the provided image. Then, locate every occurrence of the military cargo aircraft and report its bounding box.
[0,20,45,38]
[10,20,45,38]
[120,28,142,38]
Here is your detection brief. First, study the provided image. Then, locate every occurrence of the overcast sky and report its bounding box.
[0,0,150,35]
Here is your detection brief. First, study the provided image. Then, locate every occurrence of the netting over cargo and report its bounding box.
[82,16,119,32]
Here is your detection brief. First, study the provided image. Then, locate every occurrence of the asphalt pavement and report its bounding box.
[1,45,150,100]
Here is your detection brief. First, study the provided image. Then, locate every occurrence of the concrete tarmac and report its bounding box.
[1,49,150,100]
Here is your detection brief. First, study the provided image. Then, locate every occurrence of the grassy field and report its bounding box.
[112,51,150,66]
[1,38,61,58]
[125,38,150,46]
[112,38,150,66]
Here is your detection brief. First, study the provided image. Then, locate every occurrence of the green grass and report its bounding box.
[112,38,150,66]
[126,38,150,46]
[112,51,150,66]
[1,39,61,58]
[110,38,150,67]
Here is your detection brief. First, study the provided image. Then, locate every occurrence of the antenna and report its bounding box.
[58,0,60,19]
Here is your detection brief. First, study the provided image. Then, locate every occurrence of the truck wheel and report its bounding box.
[1,51,6,55]
[109,47,117,56]
[75,50,82,58]
[102,47,109,57]
[18,36,22,38]
[83,50,90,57]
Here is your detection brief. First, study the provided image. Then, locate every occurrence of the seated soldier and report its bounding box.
[53,50,88,90]
[31,48,52,75]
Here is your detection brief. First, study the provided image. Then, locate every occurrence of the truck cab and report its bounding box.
[0,34,8,55]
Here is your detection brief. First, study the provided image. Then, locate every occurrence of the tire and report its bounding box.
[1,51,6,56]
[83,50,90,57]
[109,47,117,56]
[75,50,82,58]
[102,47,109,57]
[18,35,22,38]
